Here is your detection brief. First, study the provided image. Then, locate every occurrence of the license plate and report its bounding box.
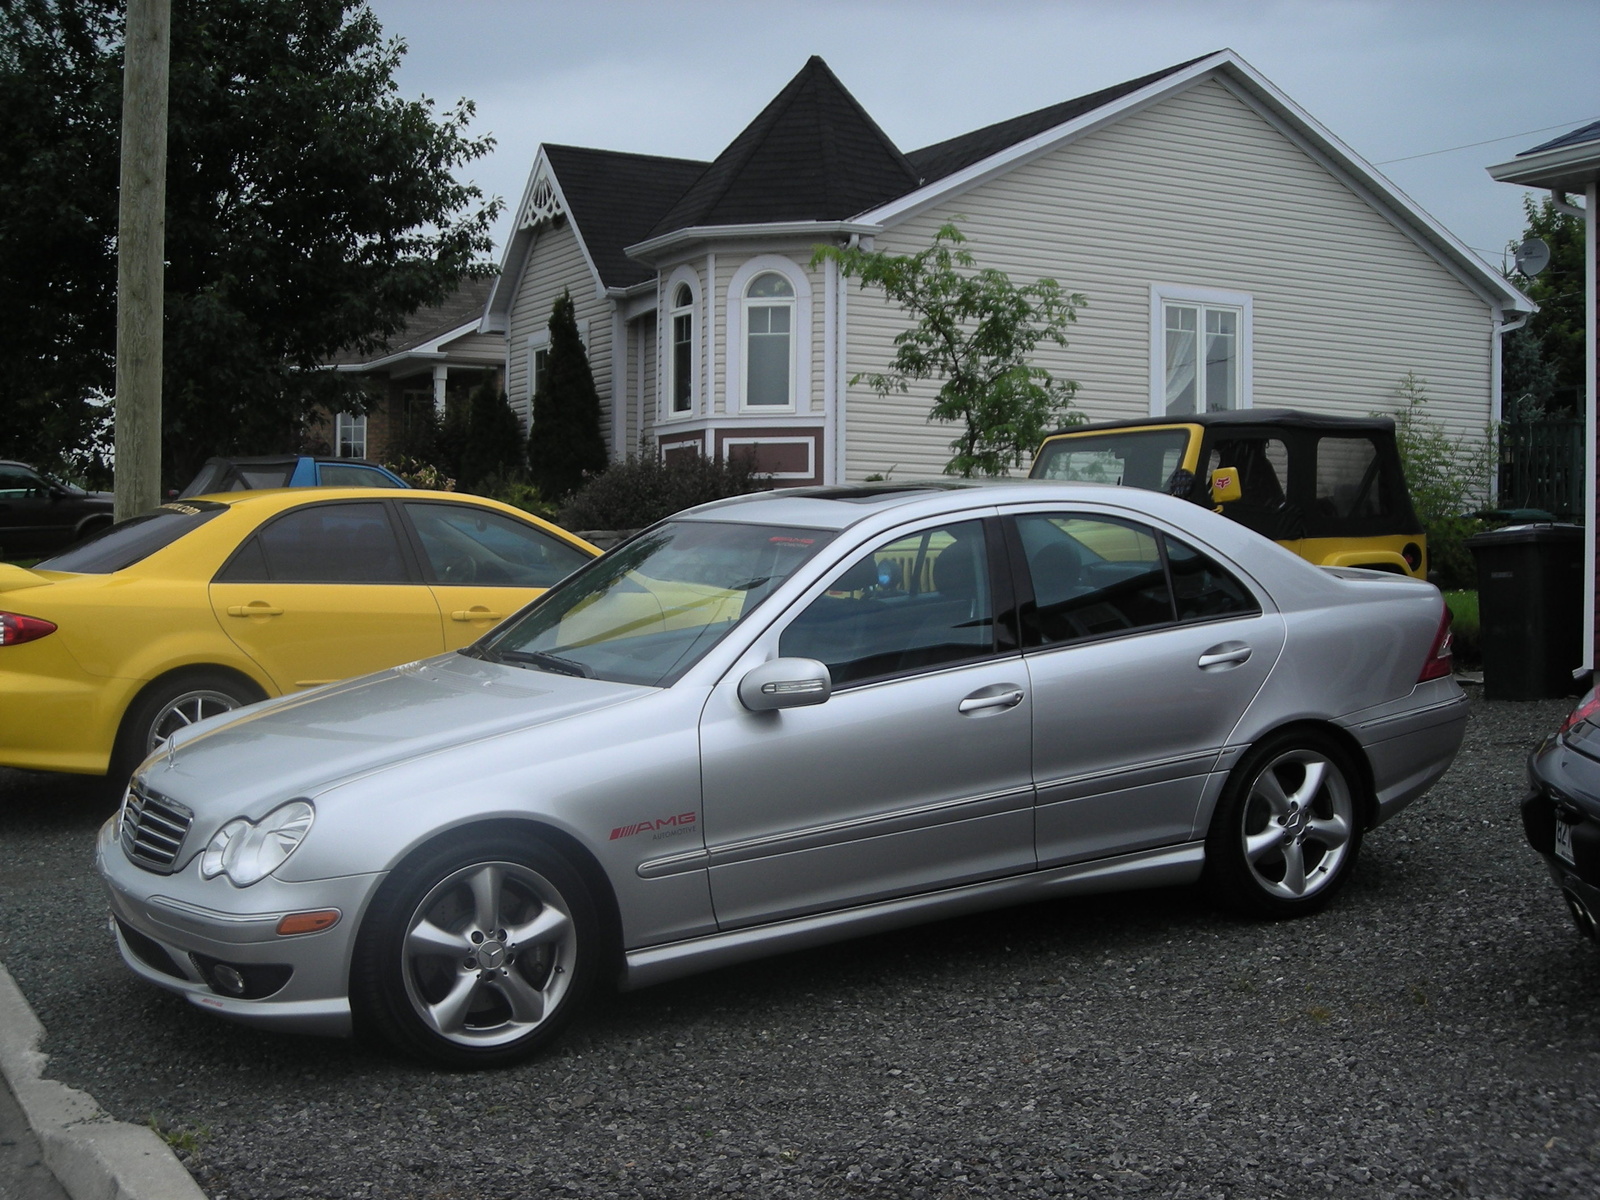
[1555,818,1576,865]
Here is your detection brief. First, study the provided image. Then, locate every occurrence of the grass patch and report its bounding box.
[1443,590,1480,669]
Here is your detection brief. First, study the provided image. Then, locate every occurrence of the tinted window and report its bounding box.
[1165,537,1259,621]
[218,502,408,584]
[404,502,590,588]
[320,464,405,489]
[0,465,46,495]
[37,502,227,574]
[1017,514,1173,645]
[780,520,995,686]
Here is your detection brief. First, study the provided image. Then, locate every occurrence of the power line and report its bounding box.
[1375,117,1600,166]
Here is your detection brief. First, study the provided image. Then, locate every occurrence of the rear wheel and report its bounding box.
[1205,731,1363,917]
[352,831,598,1068]
[111,670,263,780]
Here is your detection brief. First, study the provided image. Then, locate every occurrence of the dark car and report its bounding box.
[1523,686,1600,942]
[179,455,409,498]
[0,460,114,560]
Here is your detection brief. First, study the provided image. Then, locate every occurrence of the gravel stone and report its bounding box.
[2,693,1597,1199]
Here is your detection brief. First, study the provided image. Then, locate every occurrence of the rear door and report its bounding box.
[209,500,443,690]
[1007,508,1285,867]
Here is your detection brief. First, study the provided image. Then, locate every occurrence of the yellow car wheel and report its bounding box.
[112,669,266,782]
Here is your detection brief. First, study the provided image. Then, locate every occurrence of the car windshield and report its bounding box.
[1032,429,1193,491]
[477,520,835,687]
[36,500,226,573]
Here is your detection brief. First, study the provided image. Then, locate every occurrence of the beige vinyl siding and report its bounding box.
[845,77,1495,481]
[505,219,614,440]
[635,312,658,452]
[437,330,506,364]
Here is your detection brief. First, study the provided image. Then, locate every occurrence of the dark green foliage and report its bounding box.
[813,222,1085,477]
[456,380,524,492]
[528,290,609,500]
[559,453,768,532]
[1505,196,1585,418]
[0,0,500,487]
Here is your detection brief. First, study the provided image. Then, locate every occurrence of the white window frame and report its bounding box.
[662,265,701,420]
[526,330,551,409]
[334,412,367,458]
[1149,283,1253,417]
[727,255,812,415]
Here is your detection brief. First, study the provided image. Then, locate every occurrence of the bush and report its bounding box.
[457,380,525,491]
[384,455,454,491]
[475,472,560,522]
[558,453,769,531]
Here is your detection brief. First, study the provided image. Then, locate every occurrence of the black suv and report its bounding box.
[0,460,114,561]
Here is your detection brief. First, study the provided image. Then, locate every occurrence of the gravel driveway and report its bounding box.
[2,693,1597,1200]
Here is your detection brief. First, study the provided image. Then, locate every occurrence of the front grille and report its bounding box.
[119,782,193,873]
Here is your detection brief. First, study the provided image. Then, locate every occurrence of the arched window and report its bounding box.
[670,282,695,414]
[743,272,795,409]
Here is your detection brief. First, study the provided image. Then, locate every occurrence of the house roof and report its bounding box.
[545,145,710,289]
[1522,120,1600,156]
[1488,117,1600,194]
[646,56,921,237]
[906,54,1213,184]
[327,274,498,368]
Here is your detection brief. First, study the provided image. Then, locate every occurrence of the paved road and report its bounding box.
[2,694,1598,1199]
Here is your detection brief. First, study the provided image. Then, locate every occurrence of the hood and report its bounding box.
[141,652,650,816]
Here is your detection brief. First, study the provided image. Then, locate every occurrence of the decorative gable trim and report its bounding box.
[519,171,566,228]
[482,147,605,333]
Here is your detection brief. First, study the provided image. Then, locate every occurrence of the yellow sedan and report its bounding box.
[0,489,597,777]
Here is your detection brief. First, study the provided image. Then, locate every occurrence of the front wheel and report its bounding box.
[1204,731,1364,917]
[352,831,598,1068]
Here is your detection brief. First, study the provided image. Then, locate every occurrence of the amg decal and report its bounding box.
[610,812,697,841]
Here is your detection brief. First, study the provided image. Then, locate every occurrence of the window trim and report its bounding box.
[727,256,812,415]
[1149,283,1253,417]
[662,266,701,420]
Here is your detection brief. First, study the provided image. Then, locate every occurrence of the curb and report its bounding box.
[0,961,206,1200]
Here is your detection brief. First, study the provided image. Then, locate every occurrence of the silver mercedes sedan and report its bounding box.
[97,481,1467,1067]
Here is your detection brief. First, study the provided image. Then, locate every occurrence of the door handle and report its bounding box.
[1197,642,1251,670]
[451,608,505,622]
[226,602,283,617]
[958,686,1025,715]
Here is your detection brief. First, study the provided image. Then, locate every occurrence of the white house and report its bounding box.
[483,49,1531,486]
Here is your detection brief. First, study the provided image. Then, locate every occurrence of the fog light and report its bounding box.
[276,909,340,936]
[212,964,247,995]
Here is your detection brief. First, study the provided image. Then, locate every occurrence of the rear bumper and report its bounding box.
[1348,685,1470,826]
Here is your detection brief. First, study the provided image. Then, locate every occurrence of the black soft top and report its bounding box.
[1042,408,1398,439]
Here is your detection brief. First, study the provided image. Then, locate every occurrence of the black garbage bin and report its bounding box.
[1467,522,1585,701]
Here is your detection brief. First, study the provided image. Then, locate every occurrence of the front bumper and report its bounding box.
[95,816,381,1036]
[1522,737,1600,942]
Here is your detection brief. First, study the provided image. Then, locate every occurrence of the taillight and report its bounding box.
[1560,688,1600,735]
[0,612,57,646]
[1417,606,1453,681]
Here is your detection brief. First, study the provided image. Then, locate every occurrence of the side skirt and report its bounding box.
[619,841,1204,990]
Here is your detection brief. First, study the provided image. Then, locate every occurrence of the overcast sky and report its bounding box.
[365,0,1599,272]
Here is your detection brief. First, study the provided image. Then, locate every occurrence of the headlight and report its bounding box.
[200,800,314,887]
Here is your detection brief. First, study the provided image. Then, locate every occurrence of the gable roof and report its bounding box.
[545,145,709,289]
[646,56,921,236]
[906,54,1213,184]
[328,274,498,368]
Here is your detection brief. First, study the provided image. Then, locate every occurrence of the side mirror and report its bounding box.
[1210,466,1242,505]
[738,657,832,712]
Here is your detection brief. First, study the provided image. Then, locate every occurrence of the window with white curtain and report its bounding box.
[1152,285,1251,417]
[670,282,695,414]
[743,272,795,409]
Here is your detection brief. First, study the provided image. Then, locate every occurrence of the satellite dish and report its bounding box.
[1514,237,1550,277]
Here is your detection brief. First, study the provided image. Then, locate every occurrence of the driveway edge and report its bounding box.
[0,961,206,1200]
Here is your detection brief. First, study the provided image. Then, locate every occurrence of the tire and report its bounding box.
[1204,730,1364,918]
[111,670,264,781]
[351,830,598,1068]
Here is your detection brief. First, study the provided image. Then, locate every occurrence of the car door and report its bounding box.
[1008,509,1285,868]
[208,499,444,691]
[0,464,67,556]
[397,500,595,649]
[697,516,1036,930]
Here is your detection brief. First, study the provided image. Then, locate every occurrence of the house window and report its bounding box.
[670,283,695,414]
[743,272,795,409]
[335,412,367,458]
[1151,285,1252,417]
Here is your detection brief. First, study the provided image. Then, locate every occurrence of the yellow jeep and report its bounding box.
[1029,409,1427,579]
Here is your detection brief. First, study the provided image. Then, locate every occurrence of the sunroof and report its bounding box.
[788,483,971,504]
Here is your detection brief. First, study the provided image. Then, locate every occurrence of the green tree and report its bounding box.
[813,222,1085,477]
[0,0,499,485]
[1504,195,1585,418]
[456,379,524,492]
[527,290,608,500]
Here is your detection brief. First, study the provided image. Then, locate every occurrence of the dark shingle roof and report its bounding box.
[906,54,1214,184]
[543,145,710,288]
[646,56,921,237]
[1522,119,1600,157]
[326,275,497,366]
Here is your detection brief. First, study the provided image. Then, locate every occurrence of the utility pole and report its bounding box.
[112,0,171,521]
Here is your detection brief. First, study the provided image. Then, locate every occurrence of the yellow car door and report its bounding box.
[397,499,595,650]
[209,500,443,691]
